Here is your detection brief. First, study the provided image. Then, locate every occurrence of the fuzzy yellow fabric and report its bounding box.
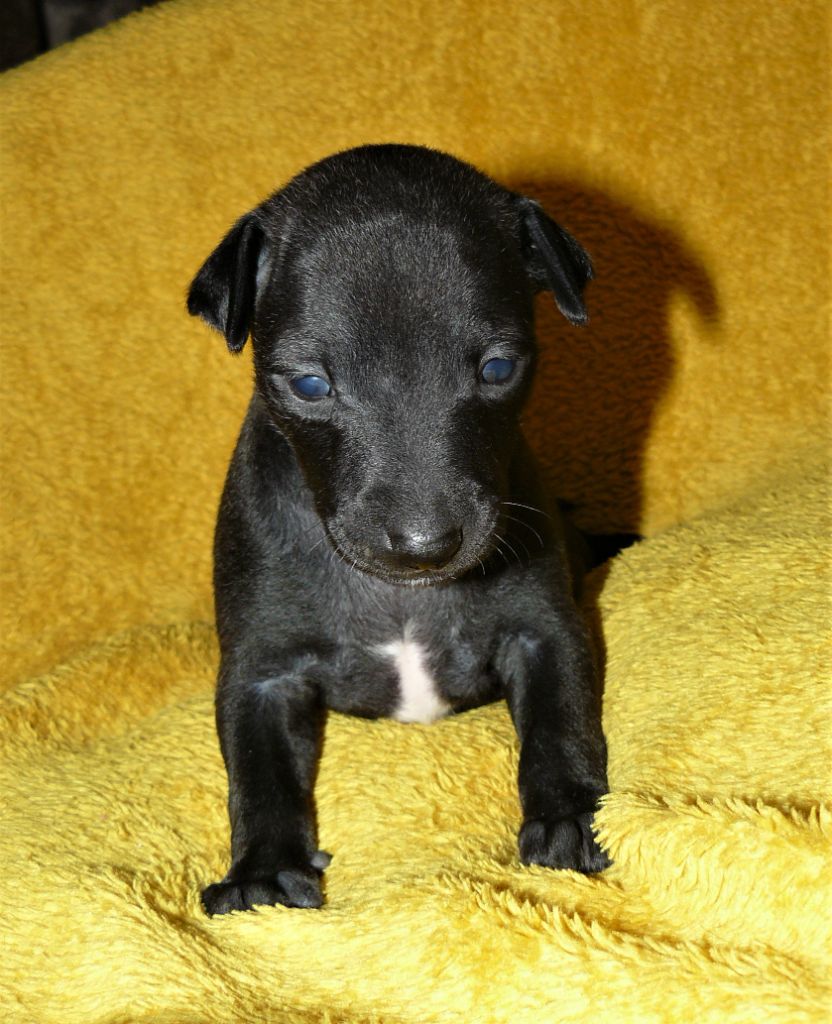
[1,1,829,1021]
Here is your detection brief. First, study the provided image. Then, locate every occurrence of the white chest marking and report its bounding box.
[377,624,450,724]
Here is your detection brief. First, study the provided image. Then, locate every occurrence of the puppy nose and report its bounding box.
[383,525,463,570]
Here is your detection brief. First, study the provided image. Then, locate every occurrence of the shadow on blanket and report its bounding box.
[518,178,720,533]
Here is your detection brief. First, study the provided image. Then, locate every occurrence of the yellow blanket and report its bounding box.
[1,1,829,1020]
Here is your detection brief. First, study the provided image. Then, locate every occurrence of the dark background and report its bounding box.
[1,0,163,72]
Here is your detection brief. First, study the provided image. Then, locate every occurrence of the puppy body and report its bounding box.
[189,145,611,915]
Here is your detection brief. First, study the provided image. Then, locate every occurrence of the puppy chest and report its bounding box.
[374,626,450,724]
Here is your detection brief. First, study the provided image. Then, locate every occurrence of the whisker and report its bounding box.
[298,518,324,538]
[493,534,524,568]
[510,533,532,560]
[499,512,544,549]
[307,535,328,555]
[500,500,553,522]
[332,546,355,575]
[498,534,523,566]
[492,537,511,569]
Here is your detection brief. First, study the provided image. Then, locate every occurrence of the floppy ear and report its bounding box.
[515,196,594,325]
[187,213,265,352]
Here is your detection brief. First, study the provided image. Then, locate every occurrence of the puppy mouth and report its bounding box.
[327,545,473,586]
[366,567,458,587]
[323,524,499,586]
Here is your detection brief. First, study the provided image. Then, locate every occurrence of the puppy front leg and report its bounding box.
[497,619,611,874]
[202,662,327,915]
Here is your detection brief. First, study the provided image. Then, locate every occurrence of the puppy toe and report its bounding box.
[201,880,252,916]
[201,869,324,916]
[276,869,325,908]
[310,849,333,870]
[519,811,611,874]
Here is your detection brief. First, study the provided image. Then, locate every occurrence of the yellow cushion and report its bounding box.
[1,0,829,1020]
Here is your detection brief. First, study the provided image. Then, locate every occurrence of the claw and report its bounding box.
[310,849,332,871]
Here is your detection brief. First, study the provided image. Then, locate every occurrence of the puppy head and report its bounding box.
[188,145,592,584]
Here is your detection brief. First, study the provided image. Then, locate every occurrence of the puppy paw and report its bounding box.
[519,812,611,874]
[202,866,324,916]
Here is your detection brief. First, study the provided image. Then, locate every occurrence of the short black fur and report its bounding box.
[188,144,620,915]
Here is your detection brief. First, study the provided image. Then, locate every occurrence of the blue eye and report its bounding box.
[290,375,332,400]
[481,357,516,385]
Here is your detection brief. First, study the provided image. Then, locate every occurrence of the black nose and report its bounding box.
[383,525,463,571]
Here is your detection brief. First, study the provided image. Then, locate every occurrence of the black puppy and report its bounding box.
[189,144,612,916]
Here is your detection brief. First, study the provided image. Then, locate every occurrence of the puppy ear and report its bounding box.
[515,197,594,325]
[187,213,265,352]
